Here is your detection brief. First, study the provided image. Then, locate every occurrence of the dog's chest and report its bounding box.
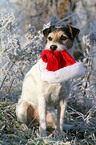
[43,83,65,106]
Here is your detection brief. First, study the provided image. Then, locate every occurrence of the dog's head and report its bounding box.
[43,25,80,51]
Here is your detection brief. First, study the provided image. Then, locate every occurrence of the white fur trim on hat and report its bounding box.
[39,59,85,83]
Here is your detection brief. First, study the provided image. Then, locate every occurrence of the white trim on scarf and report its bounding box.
[39,59,85,83]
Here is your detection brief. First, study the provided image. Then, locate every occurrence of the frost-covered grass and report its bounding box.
[0,13,96,144]
[0,93,96,144]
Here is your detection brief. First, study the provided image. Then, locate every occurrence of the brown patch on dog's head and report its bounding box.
[67,25,80,40]
[43,26,55,38]
[43,25,80,40]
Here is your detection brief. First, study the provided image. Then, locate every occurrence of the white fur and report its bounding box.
[45,42,67,51]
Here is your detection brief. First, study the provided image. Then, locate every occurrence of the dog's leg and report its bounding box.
[16,99,29,124]
[57,99,67,132]
[38,97,47,136]
[59,99,67,131]
[16,98,39,126]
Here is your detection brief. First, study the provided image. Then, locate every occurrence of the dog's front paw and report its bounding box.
[52,129,65,140]
[40,128,47,137]
[54,129,65,139]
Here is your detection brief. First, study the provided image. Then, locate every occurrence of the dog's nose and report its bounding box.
[50,45,57,51]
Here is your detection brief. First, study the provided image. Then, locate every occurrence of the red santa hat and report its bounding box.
[40,50,85,83]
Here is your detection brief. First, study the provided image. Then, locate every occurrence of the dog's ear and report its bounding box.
[43,26,55,38]
[67,25,80,39]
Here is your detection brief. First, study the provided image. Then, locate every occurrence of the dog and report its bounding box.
[16,25,80,137]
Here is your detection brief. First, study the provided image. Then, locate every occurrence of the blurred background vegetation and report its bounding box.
[0,0,96,37]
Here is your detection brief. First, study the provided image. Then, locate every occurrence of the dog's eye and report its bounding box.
[60,35,67,41]
[48,37,52,41]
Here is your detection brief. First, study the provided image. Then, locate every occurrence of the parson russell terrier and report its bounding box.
[16,25,85,136]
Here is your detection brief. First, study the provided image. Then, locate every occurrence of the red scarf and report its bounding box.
[41,50,76,71]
